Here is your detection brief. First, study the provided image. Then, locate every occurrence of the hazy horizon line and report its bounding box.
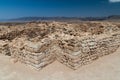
[0,15,120,20]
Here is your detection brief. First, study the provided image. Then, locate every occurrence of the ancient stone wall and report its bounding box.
[56,32,120,69]
[0,22,120,70]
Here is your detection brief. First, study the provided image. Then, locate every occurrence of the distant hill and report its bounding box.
[9,17,81,22]
[107,15,120,19]
[106,15,120,21]
[1,15,120,22]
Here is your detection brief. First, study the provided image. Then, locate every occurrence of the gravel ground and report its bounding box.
[0,47,120,80]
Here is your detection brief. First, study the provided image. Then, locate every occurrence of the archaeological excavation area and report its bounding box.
[0,21,120,70]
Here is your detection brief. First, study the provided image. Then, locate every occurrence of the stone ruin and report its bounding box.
[0,21,120,70]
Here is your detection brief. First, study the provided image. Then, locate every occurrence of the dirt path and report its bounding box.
[0,47,120,80]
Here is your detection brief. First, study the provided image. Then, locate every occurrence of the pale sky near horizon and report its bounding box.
[0,0,120,19]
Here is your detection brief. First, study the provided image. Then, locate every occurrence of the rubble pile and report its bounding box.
[0,21,120,70]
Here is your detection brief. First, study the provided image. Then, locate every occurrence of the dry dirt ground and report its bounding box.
[0,47,120,80]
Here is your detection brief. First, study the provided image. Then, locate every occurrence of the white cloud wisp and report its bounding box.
[109,0,120,3]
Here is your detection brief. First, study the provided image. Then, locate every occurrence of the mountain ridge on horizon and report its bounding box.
[1,15,120,22]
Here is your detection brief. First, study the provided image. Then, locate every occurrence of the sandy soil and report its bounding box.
[0,47,120,80]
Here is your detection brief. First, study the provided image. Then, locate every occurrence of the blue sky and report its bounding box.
[0,0,120,19]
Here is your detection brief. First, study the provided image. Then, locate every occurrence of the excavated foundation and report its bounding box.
[0,21,120,70]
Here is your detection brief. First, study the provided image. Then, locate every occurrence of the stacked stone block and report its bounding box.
[55,32,120,69]
[55,36,99,69]
[0,40,10,55]
[10,37,56,70]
